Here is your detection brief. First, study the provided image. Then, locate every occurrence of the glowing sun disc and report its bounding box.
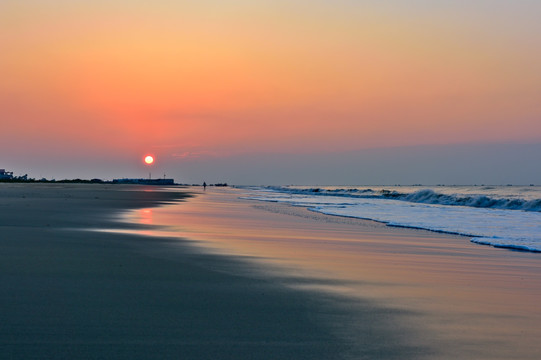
[144,155,154,165]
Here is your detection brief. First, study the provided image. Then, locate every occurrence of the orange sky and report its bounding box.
[1,1,540,182]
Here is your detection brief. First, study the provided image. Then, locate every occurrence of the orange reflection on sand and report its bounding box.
[137,208,153,225]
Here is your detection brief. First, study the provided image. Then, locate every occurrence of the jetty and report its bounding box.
[112,178,175,185]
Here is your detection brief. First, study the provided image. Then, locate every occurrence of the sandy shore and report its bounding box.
[0,183,353,359]
[1,184,540,359]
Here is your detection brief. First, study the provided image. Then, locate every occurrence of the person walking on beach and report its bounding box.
[203,182,207,190]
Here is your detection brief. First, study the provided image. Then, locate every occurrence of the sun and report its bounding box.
[144,155,154,165]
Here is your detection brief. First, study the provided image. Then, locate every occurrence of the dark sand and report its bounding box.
[1,184,540,359]
[0,184,359,359]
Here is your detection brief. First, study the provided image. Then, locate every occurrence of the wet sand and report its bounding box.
[0,183,366,359]
[120,187,541,360]
[1,184,540,359]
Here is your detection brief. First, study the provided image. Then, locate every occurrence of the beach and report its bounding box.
[1,184,540,359]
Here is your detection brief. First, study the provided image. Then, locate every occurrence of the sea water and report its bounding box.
[240,185,541,252]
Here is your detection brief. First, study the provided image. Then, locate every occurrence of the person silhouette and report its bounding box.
[203,182,207,190]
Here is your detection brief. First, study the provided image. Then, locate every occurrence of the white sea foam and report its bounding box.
[258,186,541,212]
[241,186,541,253]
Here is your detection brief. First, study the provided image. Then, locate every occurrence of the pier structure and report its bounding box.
[112,178,175,185]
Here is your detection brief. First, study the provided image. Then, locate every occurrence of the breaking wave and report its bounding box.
[262,187,541,212]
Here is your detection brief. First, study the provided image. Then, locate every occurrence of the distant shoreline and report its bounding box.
[0,178,228,187]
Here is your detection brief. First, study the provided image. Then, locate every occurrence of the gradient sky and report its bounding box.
[1,1,540,184]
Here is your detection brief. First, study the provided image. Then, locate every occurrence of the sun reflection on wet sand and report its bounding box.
[138,209,153,225]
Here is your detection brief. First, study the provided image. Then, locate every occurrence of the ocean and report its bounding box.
[239,185,541,253]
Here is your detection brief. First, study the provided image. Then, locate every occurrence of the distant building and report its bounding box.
[0,169,14,180]
[112,178,175,185]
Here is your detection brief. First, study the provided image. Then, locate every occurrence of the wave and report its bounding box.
[392,189,541,212]
[263,187,541,212]
[471,238,541,253]
[243,187,541,253]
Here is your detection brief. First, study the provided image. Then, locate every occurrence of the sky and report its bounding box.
[1,0,540,185]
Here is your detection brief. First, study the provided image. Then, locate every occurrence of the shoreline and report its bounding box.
[123,187,541,360]
[0,183,372,359]
[2,183,541,359]
[305,207,541,253]
[240,185,541,253]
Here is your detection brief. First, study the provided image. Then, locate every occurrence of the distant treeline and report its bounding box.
[0,178,107,184]
[0,178,229,186]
